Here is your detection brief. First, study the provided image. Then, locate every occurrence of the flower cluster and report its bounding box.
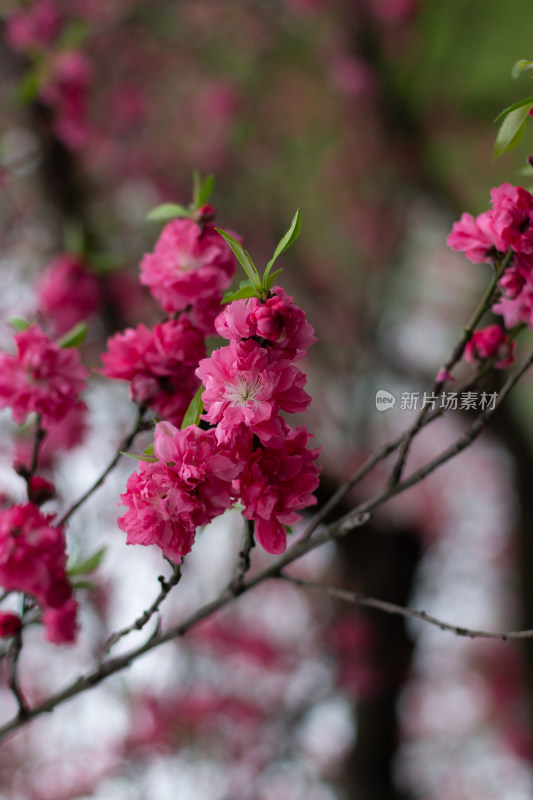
[197,286,320,553]
[447,182,533,368]
[0,504,76,644]
[0,325,88,426]
[448,183,533,264]
[118,422,239,562]
[119,282,320,559]
[101,319,206,426]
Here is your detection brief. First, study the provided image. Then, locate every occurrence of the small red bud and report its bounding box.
[28,475,56,506]
[195,204,216,223]
[0,612,22,638]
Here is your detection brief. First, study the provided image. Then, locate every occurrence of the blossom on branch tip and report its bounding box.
[0,325,88,426]
[447,183,533,262]
[464,325,515,369]
[215,285,316,360]
[139,218,236,314]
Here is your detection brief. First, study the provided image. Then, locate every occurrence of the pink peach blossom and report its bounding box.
[139,218,236,313]
[464,325,515,369]
[237,424,320,554]
[215,286,316,360]
[196,339,311,445]
[101,318,205,426]
[118,423,239,562]
[0,325,88,426]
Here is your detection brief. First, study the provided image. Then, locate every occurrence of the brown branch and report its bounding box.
[0,347,531,743]
[230,518,256,593]
[101,562,182,658]
[58,404,148,527]
[388,248,513,486]
[280,575,533,641]
[7,599,29,719]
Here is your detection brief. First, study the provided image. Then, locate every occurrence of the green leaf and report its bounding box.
[216,229,262,291]
[63,222,86,256]
[68,546,106,577]
[263,268,284,292]
[120,451,159,463]
[57,20,90,50]
[197,174,215,207]
[263,209,301,285]
[17,70,41,104]
[494,104,532,159]
[7,317,30,332]
[494,96,533,122]
[71,579,98,590]
[222,286,258,303]
[147,203,191,222]
[143,443,155,456]
[512,59,533,79]
[192,170,202,207]
[181,385,204,429]
[57,321,88,348]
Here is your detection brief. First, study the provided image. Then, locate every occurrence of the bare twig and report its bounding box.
[7,598,28,718]
[230,519,256,592]
[101,563,182,658]
[389,248,513,486]
[58,404,148,526]
[279,575,533,641]
[29,415,45,477]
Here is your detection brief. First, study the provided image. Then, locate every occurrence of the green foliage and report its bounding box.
[512,59,533,79]
[218,210,301,299]
[263,209,301,287]
[120,451,158,463]
[193,172,215,208]
[57,322,88,349]
[67,546,106,577]
[216,229,262,293]
[56,20,91,50]
[63,223,86,257]
[16,70,41,104]
[146,203,191,222]
[494,102,533,159]
[7,318,30,332]
[222,279,258,303]
[181,385,204,429]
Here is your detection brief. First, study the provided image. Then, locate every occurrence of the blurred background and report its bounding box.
[2,1,533,798]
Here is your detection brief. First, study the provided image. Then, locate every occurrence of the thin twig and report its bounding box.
[389,249,513,486]
[301,347,512,542]
[101,563,182,658]
[279,575,533,641]
[29,415,45,477]
[58,405,148,527]
[7,598,28,718]
[230,519,256,592]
